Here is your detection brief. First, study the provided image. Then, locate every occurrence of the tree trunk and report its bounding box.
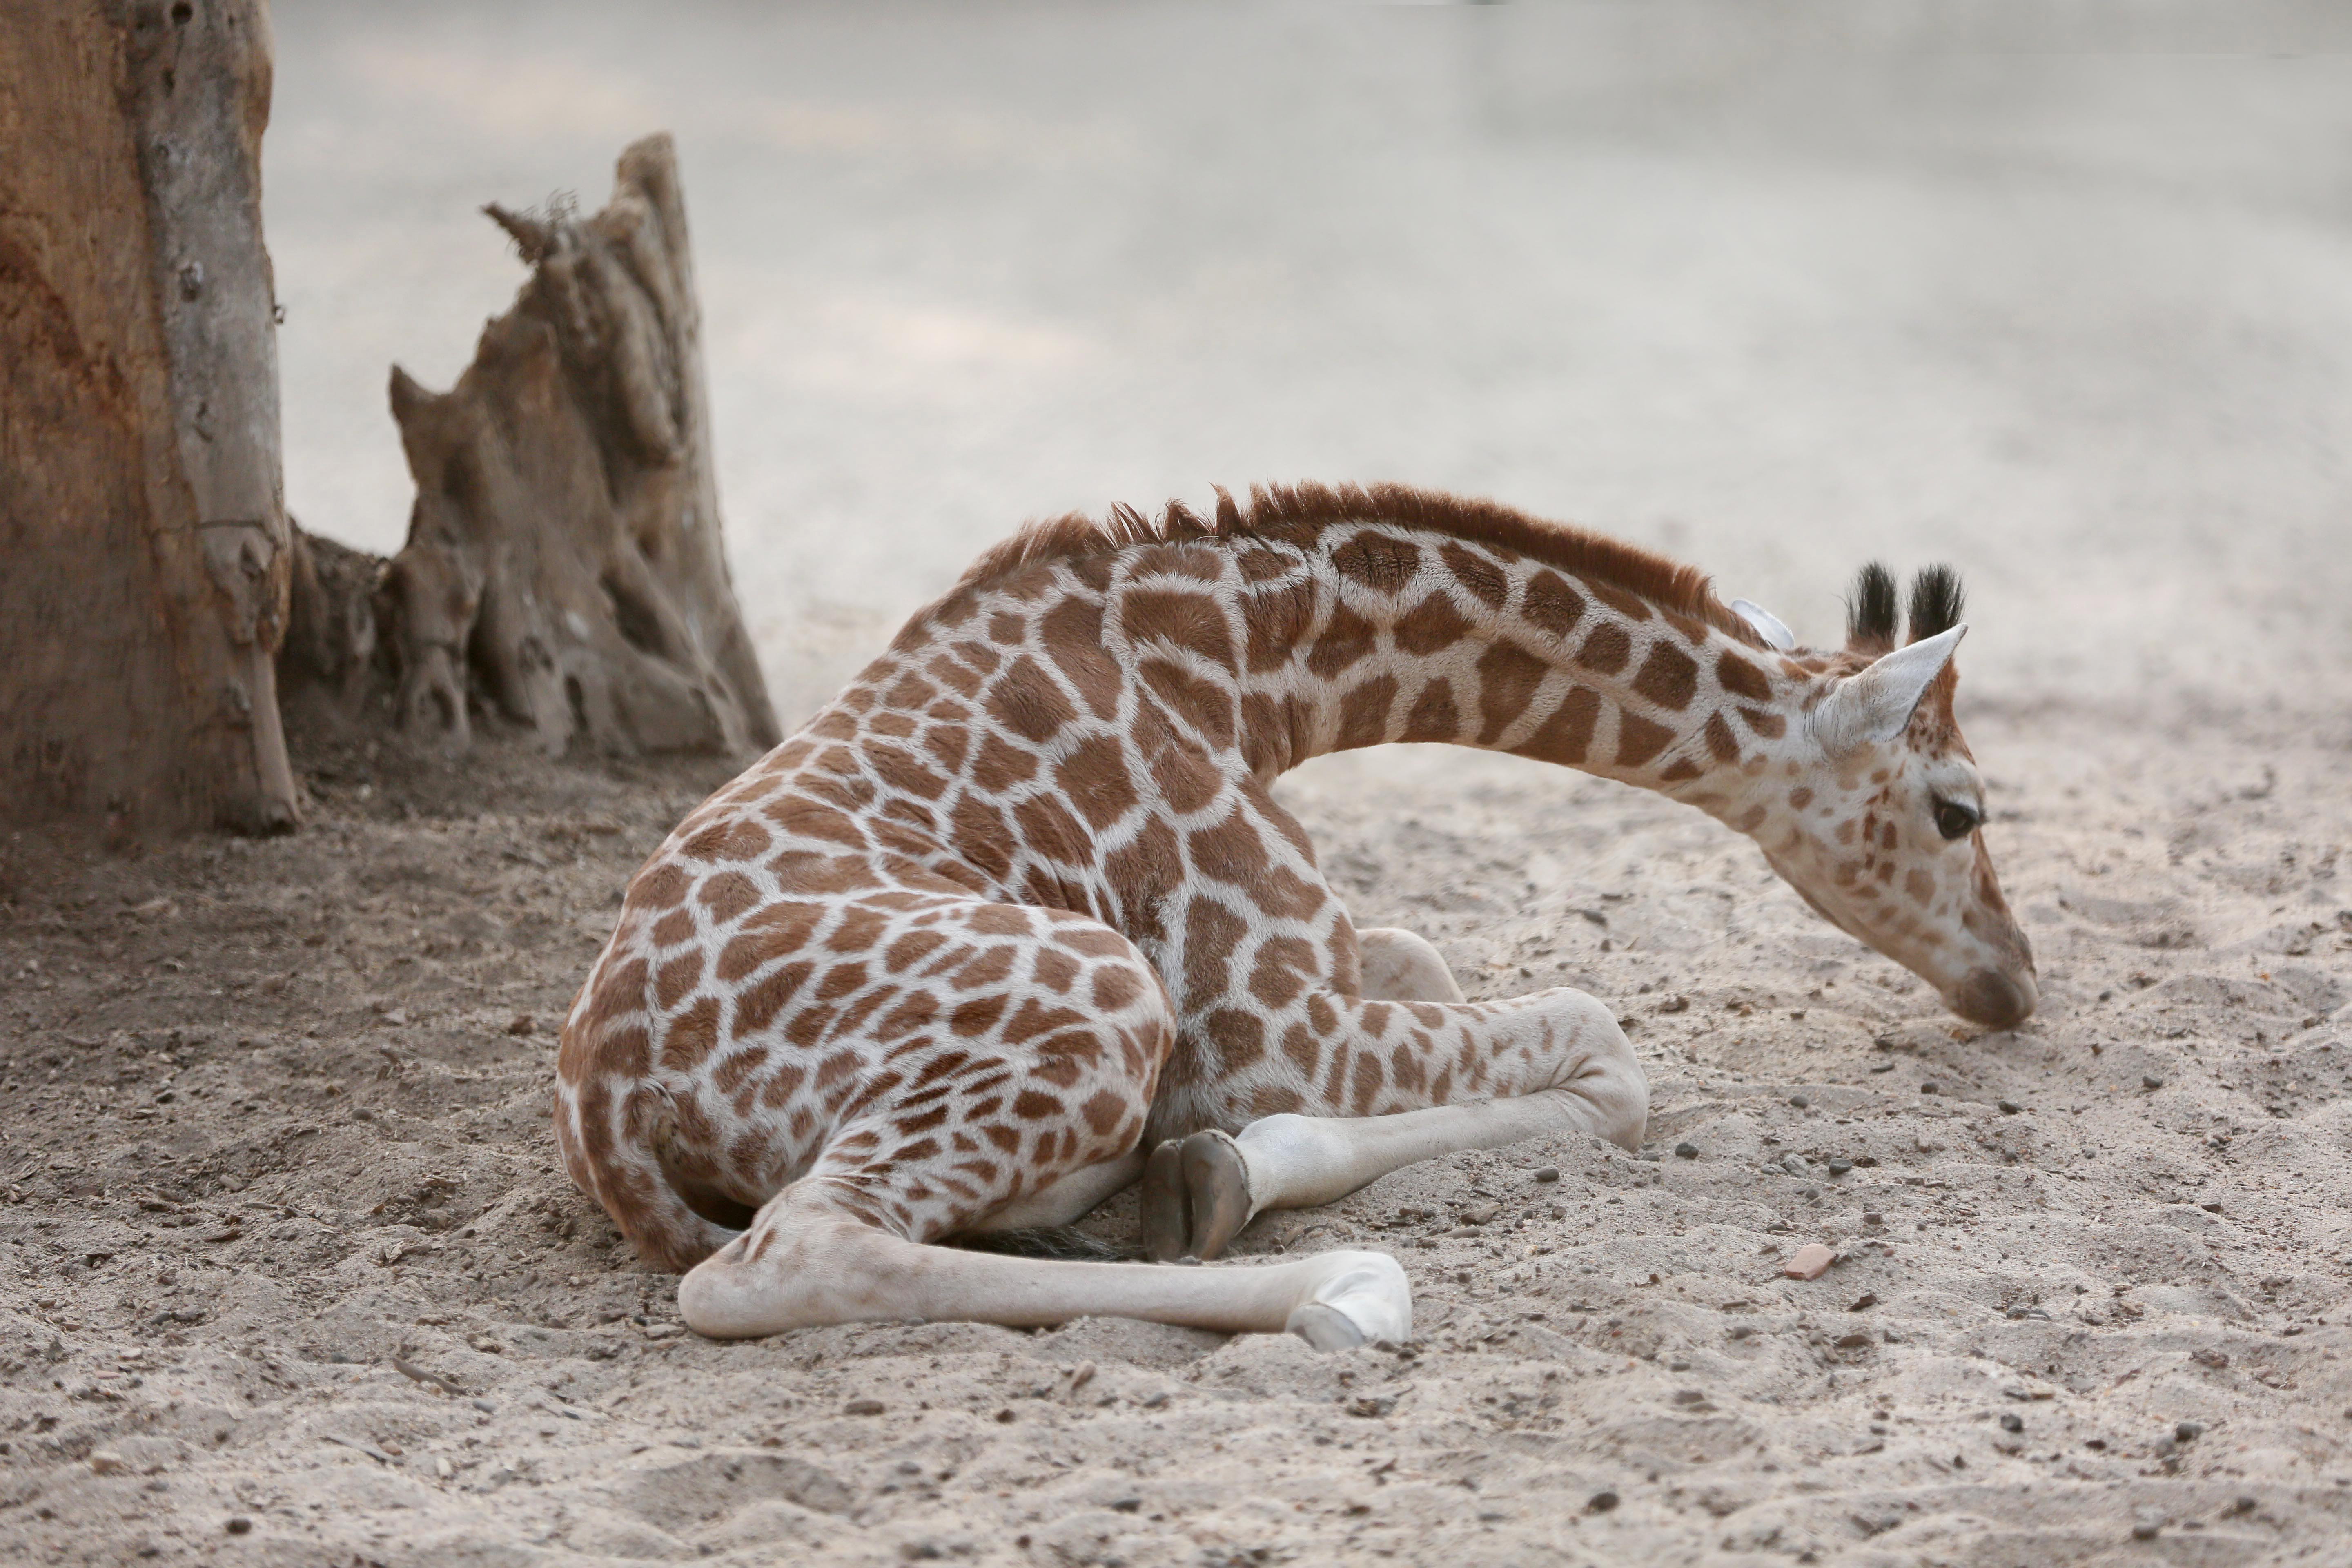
[374,135,780,760]
[0,0,298,838]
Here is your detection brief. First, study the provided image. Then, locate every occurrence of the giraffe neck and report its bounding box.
[1221,527,1804,831]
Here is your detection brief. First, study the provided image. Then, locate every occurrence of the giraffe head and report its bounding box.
[1732,565,2037,1030]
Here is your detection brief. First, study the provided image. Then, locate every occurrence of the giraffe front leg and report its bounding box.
[1137,929,1462,1261]
[1356,927,1466,1003]
[1143,986,1646,1260]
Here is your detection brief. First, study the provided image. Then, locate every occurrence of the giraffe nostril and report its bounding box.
[1951,967,2036,1030]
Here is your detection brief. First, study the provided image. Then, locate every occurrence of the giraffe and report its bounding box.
[552,482,2036,1347]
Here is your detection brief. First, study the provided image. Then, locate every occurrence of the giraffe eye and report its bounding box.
[1933,800,1980,841]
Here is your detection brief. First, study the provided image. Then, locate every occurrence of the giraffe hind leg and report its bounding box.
[678,1181,1412,1346]
[963,1149,1145,1234]
[953,1149,1148,1261]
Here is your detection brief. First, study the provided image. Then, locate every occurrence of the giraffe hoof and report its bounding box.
[1181,1131,1252,1260]
[1139,1131,1253,1263]
[1286,1302,1368,1351]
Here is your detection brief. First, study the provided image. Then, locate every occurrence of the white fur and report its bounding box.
[1811,624,1966,756]
[1730,598,1796,651]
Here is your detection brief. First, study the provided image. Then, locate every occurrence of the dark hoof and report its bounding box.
[1139,1130,1252,1263]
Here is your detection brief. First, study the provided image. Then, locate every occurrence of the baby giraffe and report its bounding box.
[554,483,2035,1348]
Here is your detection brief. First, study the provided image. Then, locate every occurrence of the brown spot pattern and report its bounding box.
[1631,641,1699,710]
[1577,622,1632,676]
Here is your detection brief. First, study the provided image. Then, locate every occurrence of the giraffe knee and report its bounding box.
[1584,1018,1649,1150]
[1357,928,1464,1003]
[1542,991,1648,1149]
[678,1214,889,1340]
[1588,1065,1648,1150]
[678,1234,768,1339]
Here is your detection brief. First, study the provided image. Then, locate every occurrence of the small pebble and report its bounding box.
[1861,1212,1884,1228]
[844,1397,885,1416]
[1533,1166,1560,1183]
[2175,1421,2204,1442]
[1781,1155,1810,1178]
[1784,1243,1836,1280]
[225,1518,252,1536]
[470,1398,495,1414]
[2132,1519,2162,1541]
[1788,1094,1810,1109]
[1834,1332,1872,1349]
[1920,1081,1940,1095]
[1673,1142,1699,1160]
[2142,1075,2165,1091]
[1998,1100,2022,1115]
[1849,1293,1878,1312]
[1586,1490,1619,1513]
[2000,1412,2025,1433]
[1826,1157,1853,1176]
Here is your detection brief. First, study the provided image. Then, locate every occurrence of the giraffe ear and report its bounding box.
[1812,624,1965,756]
[1729,599,1795,651]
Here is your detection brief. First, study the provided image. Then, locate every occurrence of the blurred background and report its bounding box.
[264,0,2352,731]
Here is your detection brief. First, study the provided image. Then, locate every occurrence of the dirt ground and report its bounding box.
[4,670,2352,1566]
[11,4,2352,1566]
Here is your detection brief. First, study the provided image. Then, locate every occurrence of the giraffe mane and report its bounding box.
[941,481,1767,647]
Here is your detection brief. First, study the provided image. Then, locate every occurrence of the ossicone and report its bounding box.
[1907,565,1964,644]
[1845,562,1899,653]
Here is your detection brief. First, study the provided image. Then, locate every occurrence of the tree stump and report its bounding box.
[0,0,299,837]
[376,135,780,759]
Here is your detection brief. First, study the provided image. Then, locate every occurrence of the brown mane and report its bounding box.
[936,481,1765,647]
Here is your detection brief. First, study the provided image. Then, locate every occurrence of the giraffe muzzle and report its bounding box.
[1950,966,2037,1031]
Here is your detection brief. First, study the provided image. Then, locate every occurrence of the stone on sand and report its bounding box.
[1784,1243,1836,1279]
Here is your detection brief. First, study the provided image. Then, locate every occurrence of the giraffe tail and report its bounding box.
[948,1225,1138,1263]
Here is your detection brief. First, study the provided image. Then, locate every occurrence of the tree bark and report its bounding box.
[375,135,780,760]
[0,0,298,837]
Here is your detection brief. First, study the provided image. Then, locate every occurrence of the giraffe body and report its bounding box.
[552,484,2035,1343]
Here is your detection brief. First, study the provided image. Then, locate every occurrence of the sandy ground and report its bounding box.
[9,3,2352,1565]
